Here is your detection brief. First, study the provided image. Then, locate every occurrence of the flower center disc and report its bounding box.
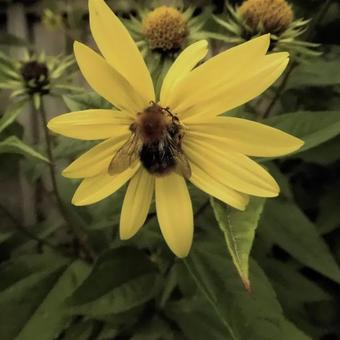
[142,6,188,52]
[21,61,50,95]
[239,0,293,34]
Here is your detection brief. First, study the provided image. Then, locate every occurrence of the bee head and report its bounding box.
[138,103,169,143]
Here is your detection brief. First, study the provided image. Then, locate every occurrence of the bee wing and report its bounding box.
[175,151,192,179]
[108,133,142,175]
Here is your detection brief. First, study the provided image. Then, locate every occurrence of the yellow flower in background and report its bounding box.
[48,0,303,257]
[239,0,293,34]
[142,6,188,51]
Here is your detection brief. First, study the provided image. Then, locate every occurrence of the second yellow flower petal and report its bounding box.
[155,173,193,258]
[160,40,208,106]
[72,164,139,206]
[48,109,133,140]
[120,168,154,240]
[187,116,303,157]
[63,133,129,179]
[183,135,279,197]
[88,0,155,103]
[74,41,146,113]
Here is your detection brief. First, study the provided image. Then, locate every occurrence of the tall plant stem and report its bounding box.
[262,62,297,119]
[37,98,96,262]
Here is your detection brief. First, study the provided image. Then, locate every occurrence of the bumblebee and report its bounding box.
[109,102,191,178]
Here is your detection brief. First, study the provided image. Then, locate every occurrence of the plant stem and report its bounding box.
[262,62,297,119]
[37,97,96,262]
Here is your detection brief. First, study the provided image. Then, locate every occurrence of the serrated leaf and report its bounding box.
[67,247,161,316]
[0,136,48,162]
[259,199,340,284]
[183,234,310,340]
[211,197,265,290]
[265,111,340,153]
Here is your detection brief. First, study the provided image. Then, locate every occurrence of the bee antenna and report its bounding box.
[162,106,175,117]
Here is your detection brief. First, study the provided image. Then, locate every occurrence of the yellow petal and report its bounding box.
[166,34,270,111]
[160,40,208,106]
[155,173,193,258]
[190,162,249,210]
[182,53,289,121]
[72,164,139,206]
[74,41,145,113]
[89,0,154,103]
[120,168,154,240]
[63,134,129,179]
[48,109,133,140]
[187,116,304,157]
[183,135,279,197]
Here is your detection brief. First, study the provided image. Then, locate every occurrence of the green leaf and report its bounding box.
[166,298,229,340]
[298,135,340,165]
[264,260,330,303]
[14,261,90,340]
[316,183,340,234]
[262,260,331,338]
[265,111,340,153]
[0,253,87,340]
[183,234,310,340]
[67,247,161,316]
[63,92,112,111]
[286,58,340,89]
[131,316,174,340]
[0,100,27,134]
[0,136,48,162]
[56,321,93,340]
[259,199,340,284]
[211,197,265,290]
[0,253,68,292]
[0,231,13,245]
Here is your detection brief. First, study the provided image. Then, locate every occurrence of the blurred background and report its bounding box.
[0,0,340,339]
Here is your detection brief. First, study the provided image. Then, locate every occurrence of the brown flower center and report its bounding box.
[142,6,188,52]
[239,0,293,34]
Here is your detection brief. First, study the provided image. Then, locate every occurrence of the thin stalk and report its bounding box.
[262,62,297,119]
[37,97,96,262]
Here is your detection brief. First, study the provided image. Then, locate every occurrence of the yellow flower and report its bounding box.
[239,0,293,34]
[48,0,303,258]
[142,6,188,51]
